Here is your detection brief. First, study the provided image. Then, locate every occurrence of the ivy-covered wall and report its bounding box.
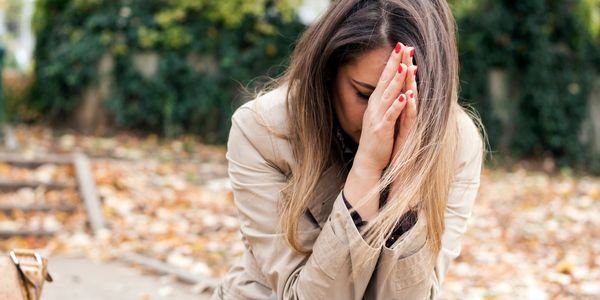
[25,0,600,172]
[30,0,304,142]
[454,0,600,172]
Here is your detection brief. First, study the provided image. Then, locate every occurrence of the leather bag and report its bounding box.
[0,249,53,300]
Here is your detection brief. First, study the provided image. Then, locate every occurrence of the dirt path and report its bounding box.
[43,255,213,300]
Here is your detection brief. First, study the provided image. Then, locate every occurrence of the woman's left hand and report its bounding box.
[388,46,418,207]
[391,45,419,160]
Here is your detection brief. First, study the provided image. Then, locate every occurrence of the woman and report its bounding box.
[212,0,485,299]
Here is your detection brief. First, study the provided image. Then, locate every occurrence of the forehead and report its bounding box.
[344,47,389,85]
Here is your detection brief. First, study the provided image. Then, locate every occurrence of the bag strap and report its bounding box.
[9,249,53,300]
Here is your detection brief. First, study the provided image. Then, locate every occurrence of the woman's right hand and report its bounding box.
[353,42,415,175]
[344,42,416,220]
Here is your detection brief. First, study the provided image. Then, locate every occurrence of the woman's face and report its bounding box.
[333,47,389,144]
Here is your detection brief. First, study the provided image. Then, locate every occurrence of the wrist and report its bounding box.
[344,163,382,221]
[351,156,384,179]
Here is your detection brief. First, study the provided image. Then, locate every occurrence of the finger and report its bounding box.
[401,46,415,67]
[403,65,418,95]
[381,63,408,110]
[404,90,418,120]
[372,42,405,99]
[384,93,408,124]
[398,90,417,136]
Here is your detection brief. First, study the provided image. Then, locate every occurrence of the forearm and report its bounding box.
[343,162,381,221]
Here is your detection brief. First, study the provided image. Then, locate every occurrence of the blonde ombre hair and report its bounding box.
[253,0,485,265]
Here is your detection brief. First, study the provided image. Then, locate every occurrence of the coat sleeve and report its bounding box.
[429,115,483,299]
[225,106,381,300]
[367,113,484,300]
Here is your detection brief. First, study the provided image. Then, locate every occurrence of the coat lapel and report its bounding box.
[306,163,348,227]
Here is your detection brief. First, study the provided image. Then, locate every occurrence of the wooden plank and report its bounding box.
[0,203,78,213]
[0,152,73,167]
[0,230,57,238]
[120,252,218,289]
[0,180,75,191]
[73,152,106,232]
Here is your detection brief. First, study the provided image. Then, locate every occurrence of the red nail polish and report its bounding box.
[394,42,401,54]
[410,48,414,57]
[414,67,417,76]
[399,94,405,102]
[398,64,403,73]
[409,92,414,99]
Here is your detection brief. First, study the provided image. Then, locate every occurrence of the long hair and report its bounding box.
[255,0,484,265]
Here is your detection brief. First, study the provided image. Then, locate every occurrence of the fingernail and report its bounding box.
[394,42,401,54]
[414,66,418,76]
[408,91,414,98]
[410,48,415,57]
[399,94,406,102]
[397,64,404,73]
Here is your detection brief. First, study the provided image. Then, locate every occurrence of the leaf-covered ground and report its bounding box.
[0,125,598,299]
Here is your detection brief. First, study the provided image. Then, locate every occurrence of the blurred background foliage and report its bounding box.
[26,0,303,141]
[2,0,600,172]
[452,0,600,172]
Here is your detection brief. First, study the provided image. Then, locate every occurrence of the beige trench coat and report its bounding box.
[211,85,483,300]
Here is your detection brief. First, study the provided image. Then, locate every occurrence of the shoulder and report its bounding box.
[231,84,290,135]
[455,108,482,149]
[228,84,293,173]
[453,106,485,174]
